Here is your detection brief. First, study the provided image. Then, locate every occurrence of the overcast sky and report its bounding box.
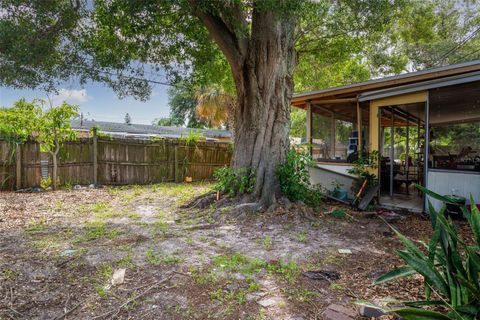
[0,81,171,125]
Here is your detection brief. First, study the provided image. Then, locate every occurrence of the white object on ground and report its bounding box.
[111,268,126,286]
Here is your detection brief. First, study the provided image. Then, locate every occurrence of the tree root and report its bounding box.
[180,191,216,209]
[212,201,262,221]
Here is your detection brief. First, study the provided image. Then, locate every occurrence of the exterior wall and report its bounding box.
[309,164,357,198]
[427,170,480,211]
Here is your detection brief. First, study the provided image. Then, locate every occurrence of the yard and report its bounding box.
[0,183,465,319]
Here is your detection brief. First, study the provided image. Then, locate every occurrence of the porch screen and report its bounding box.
[428,81,480,172]
[311,112,354,161]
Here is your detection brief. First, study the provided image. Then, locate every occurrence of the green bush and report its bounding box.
[347,150,379,188]
[372,185,480,320]
[276,149,322,206]
[213,166,255,197]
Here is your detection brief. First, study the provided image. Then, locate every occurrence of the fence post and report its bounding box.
[92,128,98,185]
[15,144,21,190]
[174,145,179,182]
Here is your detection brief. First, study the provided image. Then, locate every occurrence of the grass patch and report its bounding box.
[267,260,299,283]
[145,248,182,266]
[213,252,265,275]
[262,235,273,251]
[76,220,121,243]
[25,218,47,232]
[293,230,309,244]
[1,268,19,281]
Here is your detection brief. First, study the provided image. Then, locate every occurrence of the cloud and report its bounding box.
[52,88,91,104]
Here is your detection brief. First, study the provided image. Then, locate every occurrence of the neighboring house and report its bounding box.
[292,59,480,213]
[70,120,232,142]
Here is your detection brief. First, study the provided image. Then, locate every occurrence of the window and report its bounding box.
[429,82,480,172]
[311,112,355,161]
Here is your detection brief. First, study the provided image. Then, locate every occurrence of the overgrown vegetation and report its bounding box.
[372,185,480,319]
[347,151,379,189]
[213,166,255,197]
[276,149,322,206]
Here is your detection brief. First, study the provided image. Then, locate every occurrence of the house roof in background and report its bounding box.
[70,120,231,139]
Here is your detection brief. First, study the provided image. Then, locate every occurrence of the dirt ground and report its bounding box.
[0,183,469,319]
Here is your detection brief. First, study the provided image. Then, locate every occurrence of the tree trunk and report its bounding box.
[231,13,297,207]
[193,5,297,208]
[51,151,58,190]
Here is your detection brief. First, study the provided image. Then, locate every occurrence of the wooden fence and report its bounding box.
[0,136,232,190]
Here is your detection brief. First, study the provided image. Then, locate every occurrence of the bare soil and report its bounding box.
[0,183,471,319]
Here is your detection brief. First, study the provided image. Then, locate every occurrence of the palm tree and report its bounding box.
[195,86,235,133]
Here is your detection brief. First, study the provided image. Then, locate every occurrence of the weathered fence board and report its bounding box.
[0,137,232,190]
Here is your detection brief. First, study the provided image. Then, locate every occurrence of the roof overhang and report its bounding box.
[359,71,480,102]
[292,59,480,108]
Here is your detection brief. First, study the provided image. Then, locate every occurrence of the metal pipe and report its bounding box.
[424,92,430,213]
[406,117,410,195]
[390,107,394,197]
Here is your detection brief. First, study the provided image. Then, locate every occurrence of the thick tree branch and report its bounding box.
[189,1,246,75]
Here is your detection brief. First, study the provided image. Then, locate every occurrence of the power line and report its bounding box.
[434,26,480,65]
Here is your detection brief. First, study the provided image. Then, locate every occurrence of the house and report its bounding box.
[70,120,232,142]
[292,59,480,213]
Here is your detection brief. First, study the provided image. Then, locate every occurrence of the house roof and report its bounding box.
[70,120,231,139]
[292,59,480,108]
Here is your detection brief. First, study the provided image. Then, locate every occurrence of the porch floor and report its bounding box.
[379,193,423,213]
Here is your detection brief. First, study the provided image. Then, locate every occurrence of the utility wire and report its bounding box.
[434,26,480,65]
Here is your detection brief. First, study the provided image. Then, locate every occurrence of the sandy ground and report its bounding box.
[0,183,465,319]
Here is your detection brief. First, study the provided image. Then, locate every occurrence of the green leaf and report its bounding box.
[403,300,446,307]
[417,184,455,204]
[394,307,452,320]
[397,251,449,297]
[373,266,416,285]
[468,195,480,246]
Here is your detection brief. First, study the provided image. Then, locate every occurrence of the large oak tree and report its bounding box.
[4,0,477,207]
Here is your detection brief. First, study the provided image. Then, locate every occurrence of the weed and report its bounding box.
[329,282,344,290]
[125,210,141,220]
[97,263,113,281]
[262,235,273,251]
[152,220,169,235]
[1,268,18,281]
[213,252,266,275]
[53,200,65,212]
[189,266,219,285]
[246,277,261,292]
[185,236,194,245]
[76,220,121,243]
[294,230,309,243]
[117,252,135,268]
[92,202,109,213]
[209,287,246,305]
[145,248,182,266]
[331,207,346,218]
[282,287,317,303]
[95,284,108,298]
[267,260,299,283]
[25,218,47,232]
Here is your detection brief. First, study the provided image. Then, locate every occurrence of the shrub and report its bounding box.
[213,166,255,197]
[372,185,480,320]
[40,177,52,189]
[276,149,322,206]
[347,150,379,188]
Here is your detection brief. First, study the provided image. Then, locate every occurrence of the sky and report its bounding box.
[0,81,171,125]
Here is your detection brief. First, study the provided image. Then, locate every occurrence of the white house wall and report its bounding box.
[427,170,480,210]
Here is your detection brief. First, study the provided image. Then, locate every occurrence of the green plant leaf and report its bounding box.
[394,307,452,320]
[373,266,416,285]
[416,184,455,204]
[397,251,449,297]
